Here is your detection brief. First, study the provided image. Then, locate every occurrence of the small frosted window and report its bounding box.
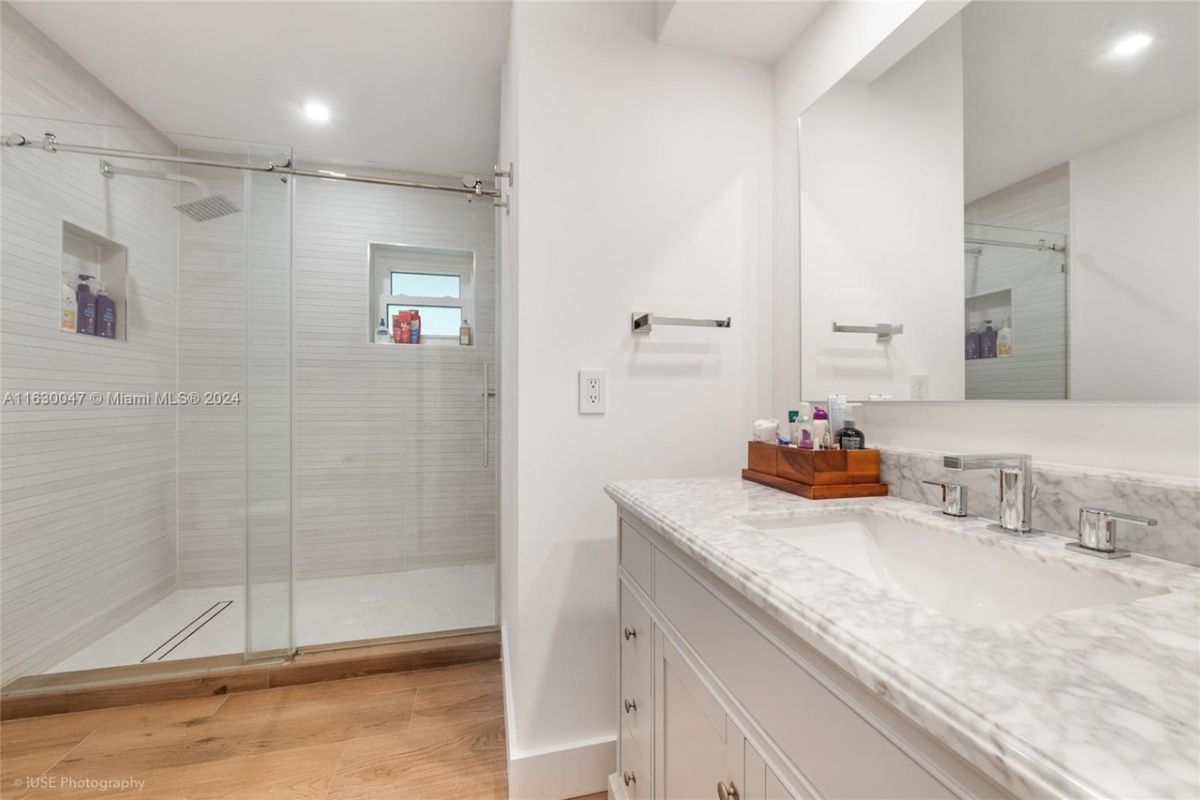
[387,304,462,337]
[390,272,460,299]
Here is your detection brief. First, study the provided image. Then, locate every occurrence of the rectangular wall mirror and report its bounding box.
[799,0,1199,402]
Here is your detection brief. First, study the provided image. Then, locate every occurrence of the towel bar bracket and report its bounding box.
[632,312,731,335]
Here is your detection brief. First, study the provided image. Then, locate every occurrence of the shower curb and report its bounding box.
[0,629,499,720]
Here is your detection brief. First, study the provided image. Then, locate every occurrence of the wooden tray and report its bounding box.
[744,441,887,500]
[747,441,880,484]
[741,469,888,500]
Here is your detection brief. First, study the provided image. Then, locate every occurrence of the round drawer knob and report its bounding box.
[623,627,637,641]
[624,698,637,713]
[623,771,637,787]
[717,780,739,800]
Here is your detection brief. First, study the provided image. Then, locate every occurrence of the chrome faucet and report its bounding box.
[1068,507,1157,559]
[943,453,1036,534]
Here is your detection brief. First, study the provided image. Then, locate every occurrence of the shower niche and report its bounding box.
[61,221,127,340]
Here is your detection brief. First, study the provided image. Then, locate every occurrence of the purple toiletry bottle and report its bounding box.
[96,286,116,338]
[76,275,97,335]
[980,320,997,359]
[965,327,980,360]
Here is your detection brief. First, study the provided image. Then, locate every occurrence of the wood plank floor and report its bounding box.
[1,660,514,800]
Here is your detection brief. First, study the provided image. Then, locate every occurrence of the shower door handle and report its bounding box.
[482,362,496,467]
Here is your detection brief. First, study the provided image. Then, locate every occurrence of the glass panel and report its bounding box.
[387,304,463,337]
[244,157,293,659]
[964,222,1068,400]
[0,113,293,686]
[292,167,498,648]
[390,271,460,299]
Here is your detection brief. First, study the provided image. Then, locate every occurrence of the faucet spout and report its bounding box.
[943,453,1036,534]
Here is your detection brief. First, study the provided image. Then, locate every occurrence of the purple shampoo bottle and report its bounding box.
[96,287,116,338]
[980,321,997,359]
[76,275,97,335]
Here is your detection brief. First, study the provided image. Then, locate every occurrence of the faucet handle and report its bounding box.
[1069,507,1158,559]
[922,479,968,518]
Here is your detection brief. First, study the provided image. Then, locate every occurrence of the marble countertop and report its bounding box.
[605,477,1200,800]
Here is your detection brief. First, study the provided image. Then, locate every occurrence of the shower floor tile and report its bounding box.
[46,563,496,674]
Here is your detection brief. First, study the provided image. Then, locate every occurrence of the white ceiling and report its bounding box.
[964,1,1200,202]
[656,0,827,64]
[14,1,511,175]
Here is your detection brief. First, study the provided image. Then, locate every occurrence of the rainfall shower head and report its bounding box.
[174,195,241,222]
[100,160,241,222]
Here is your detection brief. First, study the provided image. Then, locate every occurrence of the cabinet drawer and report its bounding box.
[620,583,654,696]
[620,680,654,773]
[620,518,654,595]
[655,549,956,800]
[620,716,652,800]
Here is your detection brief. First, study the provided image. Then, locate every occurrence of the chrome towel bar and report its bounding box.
[632,312,731,335]
[831,322,903,342]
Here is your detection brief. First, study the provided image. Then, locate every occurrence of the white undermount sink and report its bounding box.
[740,512,1166,624]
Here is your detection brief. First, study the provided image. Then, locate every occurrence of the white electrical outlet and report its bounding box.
[579,370,606,414]
[910,374,930,401]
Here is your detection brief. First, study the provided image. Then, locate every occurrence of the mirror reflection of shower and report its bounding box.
[100,159,241,221]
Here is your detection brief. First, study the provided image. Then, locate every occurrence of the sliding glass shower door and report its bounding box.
[0,118,293,686]
[289,169,499,648]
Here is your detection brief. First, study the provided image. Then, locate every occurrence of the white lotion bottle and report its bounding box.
[997,318,1013,357]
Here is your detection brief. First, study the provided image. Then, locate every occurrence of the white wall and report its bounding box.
[798,15,964,402]
[1069,109,1200,402]
[0,4,179,683]
[862,401,1200,479]
[500,2,773,795]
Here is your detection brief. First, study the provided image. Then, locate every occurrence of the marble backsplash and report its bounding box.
[879,447,1200,566]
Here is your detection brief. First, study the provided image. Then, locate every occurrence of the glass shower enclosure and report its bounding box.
[0,115,499,692]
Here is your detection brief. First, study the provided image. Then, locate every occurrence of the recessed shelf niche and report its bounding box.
[61,222,127,341]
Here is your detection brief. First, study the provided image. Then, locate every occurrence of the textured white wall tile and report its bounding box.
[0,5,179,684]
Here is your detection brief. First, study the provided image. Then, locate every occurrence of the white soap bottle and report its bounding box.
[997,318,1013,357]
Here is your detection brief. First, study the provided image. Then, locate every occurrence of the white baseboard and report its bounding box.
[608,770,625,800]
[502,625,617,800]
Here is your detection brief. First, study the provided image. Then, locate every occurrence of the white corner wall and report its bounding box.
[798,14,964,402]
[500,2,773,796]
[1069,109,1200,402]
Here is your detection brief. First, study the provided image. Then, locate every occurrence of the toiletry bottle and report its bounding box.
[835,417,865,450]
[787,402,810,444]
[827,393,848,437]
[61,279,77,332]
[980,320,997,359]
[393,311,409,343]
[459,318,473,346]
[410,310,421,344]
[798,415,815,450]
[812,406,830,449]
[996,318,1012,357]
[965,326,980,360]
[75,275,96,335]
[95,284,116,339]
[375,317,390,343]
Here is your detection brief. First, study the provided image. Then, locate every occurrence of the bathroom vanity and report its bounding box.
[606,478,1200,800]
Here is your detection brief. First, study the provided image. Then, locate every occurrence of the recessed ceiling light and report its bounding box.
[304,101,331,123]
[1110,32,1154,58]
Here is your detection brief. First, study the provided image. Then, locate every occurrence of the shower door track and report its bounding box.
[2,131,505,200]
